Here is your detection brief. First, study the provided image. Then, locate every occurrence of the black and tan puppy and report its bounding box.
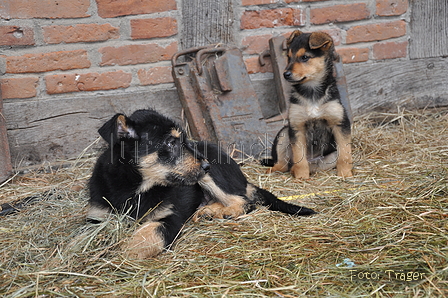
[89,109,316,258]
[88,109,210,258]
[264,30,353,179]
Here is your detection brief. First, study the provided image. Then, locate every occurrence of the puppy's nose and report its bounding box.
[283,71,292,80]
[201,160,210,173]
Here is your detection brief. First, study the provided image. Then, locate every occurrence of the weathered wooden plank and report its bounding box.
[180,0,234,49]
[410,0,448,59]
[0,90,13,182]
[344,57,448,115]
[4,89,182,167]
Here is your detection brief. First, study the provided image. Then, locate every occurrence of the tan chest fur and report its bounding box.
[288,95,344,129]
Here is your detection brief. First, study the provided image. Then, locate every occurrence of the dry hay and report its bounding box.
[0,108,447,297]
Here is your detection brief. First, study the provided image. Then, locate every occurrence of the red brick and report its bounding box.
[346,20,406,44]
[336,47,369,63]
[96,0,176,18]
[376,0,408,16]
[138,66,173,85]
[310,3,370,25]
[0,77,38,99]
[43,24,119,44]
[6,50,91,74]
[244,56,272,74]
[0,26,34,46]
[0,0,89,19]
[241,29,341,56]
[242,0,279,5]
[45,71,132,94]
[241,34,272,55]
[241,8,304,29]
[373,41,408,60]
[286,0,328,2]
[99,42,178,66]
[320,29,342,46]
[131,17,177,40]
[283,29,342,45]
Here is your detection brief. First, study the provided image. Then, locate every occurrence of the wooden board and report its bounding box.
[344,57,448,115]
[4,89,182,167]
[410,0,448,59]
[0,93,12,182]
[180,0,234,49]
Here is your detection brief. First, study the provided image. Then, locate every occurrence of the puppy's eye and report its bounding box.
[300,55,310,62]
[167,139,177,148]
[164,137,177,149]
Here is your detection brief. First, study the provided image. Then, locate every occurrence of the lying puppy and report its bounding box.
[88,109,209,258]
[88,109,316,258]
[263,30,353,179]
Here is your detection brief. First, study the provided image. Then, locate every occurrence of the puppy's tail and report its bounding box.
[259,158,275,167]
[260,126,288,168]
[253,185,317,216]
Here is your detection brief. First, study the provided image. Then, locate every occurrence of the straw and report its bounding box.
[0,108,446,297]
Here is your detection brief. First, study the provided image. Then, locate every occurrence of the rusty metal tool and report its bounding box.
[172,45,272,158]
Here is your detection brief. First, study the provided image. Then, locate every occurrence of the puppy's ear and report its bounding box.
[286,30,303,47]
[309,32,333,50]
[98,114,137,145]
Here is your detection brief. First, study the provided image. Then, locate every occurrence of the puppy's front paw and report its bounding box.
[291,164,310,179]
[268,162,289,174]
[193,202,245,221]
[337,166,353,178]
[125,221,165,259]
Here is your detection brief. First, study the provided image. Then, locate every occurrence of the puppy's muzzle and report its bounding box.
[201,160,211,173]
[284,71,306,83]
[283,71,293,80]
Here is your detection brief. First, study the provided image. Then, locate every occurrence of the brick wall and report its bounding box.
[0,0,179,99]
[1,0,409,100]
[240,0,409,72]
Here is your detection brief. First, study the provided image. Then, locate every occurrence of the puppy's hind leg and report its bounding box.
[332,126,353,178]
[193,199,247,221]
[290,127,310,179]
[196,175,248,220]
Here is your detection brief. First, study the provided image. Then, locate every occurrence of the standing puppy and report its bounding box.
[264,30,353,179]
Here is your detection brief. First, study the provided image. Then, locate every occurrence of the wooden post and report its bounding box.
[0,84,12,183]
[410,0,448,59]
[180,0,235,49]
